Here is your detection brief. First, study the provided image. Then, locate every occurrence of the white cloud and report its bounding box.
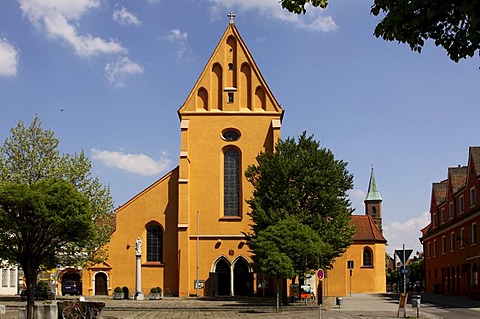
[19,0,126,57]
[104,57,144,87]
[383,211,430,256]
[164,29,187,41]
[163,29,191,59]
[113,6,141,26]
[0,37,18,77]
[349,188,366,201]
[206,0,338,32]
[91,149,171,176]
[348,188,366,214]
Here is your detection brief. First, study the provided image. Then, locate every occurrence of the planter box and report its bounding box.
[148,292,162,300]
[113,292,123,300]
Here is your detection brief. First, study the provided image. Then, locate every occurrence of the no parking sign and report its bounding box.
[317,269,324,281]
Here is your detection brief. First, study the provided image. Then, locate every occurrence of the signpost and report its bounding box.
[395,245,412,293]
[317,268,323,319]
[347,260,354,297]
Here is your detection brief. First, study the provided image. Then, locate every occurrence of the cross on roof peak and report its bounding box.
[227,11,236,24]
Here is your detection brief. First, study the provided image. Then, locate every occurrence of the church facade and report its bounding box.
[82,18,386,298]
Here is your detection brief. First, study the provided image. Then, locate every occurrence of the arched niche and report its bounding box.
[240,63,251,110]
[197,87,208,111]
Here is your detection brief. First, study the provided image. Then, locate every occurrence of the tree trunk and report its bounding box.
[23,263,38,319]
[275,279,280,313]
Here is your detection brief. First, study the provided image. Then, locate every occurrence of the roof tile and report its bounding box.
[351,215,387,243]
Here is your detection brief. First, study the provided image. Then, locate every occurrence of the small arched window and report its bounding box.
[363,247,373,267]
[147,224,163,262]
[371,206,377,217]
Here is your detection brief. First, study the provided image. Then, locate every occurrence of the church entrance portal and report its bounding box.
[215,259,231,296]
[233,258,251,296]
[210,257,252,296]
[94,272,108,295]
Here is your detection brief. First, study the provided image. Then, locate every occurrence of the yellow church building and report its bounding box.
[82,15,386,298]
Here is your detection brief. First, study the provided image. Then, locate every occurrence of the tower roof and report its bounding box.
[365,167,382,201]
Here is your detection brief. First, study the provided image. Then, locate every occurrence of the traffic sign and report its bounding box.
[317,269,324,281]
[395,249,413,266]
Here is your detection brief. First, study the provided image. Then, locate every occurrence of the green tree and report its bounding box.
[280,0,328,14]
[280,0,480,62]
[0,179,94,319]
[245,132,355,270]
[251,218,330,276]
[0,116,114,265]
[250,217,330,311]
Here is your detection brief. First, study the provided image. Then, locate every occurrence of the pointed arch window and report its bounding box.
[224,148,240,216]
[147,224,163,262]
[362,247,373,267]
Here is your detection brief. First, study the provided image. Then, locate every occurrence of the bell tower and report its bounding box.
[364,167,383,232]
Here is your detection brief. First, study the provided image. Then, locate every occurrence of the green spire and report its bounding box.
[365,167,382,201]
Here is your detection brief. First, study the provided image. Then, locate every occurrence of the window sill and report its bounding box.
[141,262,164,268]
[219,216,242,221]
[361,265,374,269]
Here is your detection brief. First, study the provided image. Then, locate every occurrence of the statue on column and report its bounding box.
[135,237,142,255]
[134,236,144,300]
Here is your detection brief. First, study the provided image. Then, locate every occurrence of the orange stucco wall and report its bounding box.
[327,242,386,296]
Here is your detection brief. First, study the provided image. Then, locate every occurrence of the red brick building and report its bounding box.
[421,147,480,298]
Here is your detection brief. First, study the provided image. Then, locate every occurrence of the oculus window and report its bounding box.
[222,129,241,141]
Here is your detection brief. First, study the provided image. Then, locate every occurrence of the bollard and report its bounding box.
[18,308,26,319]
[412,294,421,318]
[336,297,343,308]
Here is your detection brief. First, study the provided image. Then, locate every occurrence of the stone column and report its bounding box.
[134,237,144,300]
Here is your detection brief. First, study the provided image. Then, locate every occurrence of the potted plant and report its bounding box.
[113,287,123,300]
[148,287,162,300]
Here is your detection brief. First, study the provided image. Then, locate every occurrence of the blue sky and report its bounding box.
[1,0,479,257]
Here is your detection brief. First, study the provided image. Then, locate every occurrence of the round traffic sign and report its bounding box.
[317,269,324,280]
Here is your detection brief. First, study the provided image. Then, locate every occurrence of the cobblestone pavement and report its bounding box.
[96,294,439,319]
[3,292,480,319]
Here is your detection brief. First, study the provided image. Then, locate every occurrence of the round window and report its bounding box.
[222,129,241,141]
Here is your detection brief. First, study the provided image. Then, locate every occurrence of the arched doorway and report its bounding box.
[215,259,231,296]
[233,258,251,296]
[94,272,108,295]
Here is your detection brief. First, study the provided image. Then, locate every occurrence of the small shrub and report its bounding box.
[150,287,162,294]
[37,281,51,292]
[114,287,122,293]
